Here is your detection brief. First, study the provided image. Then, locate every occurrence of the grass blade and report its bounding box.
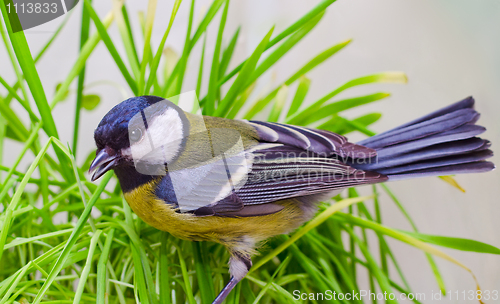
[0,75,38,122]
[0,101,29,141]
[138,0,158,94]
[287,72,407,124]
[172,0,195,96]
[0,137,53,263]
[73,230,102,304]
[162,0,226,96]
[118,205,158,304]
[268,85,288,122]
[190,0,226,51]
[246,10,325,87]
[336,213,485,291]
[252,256,291,304]
[342,224,396,303]
[72,0,92,156]
[220,0,337,84]
[97,229,115,304]
[159,232,171,304]
[145,0,183,94]
[251,195,372,273]
[438,176,466,192]
[196,35,207,99]
[84,0,138,95]
[296,92,390,125]
[51,11,114,106]
[192,242,215,304]
[244,39,351,119]
[0,123,41,192]
[219,27,240,79]
[384,169,446,293]
[113,0,141,81]
[398,231,500,254]
[0,261,31,303]
[205,0,229,115]
[225,82,256,119]
[31,171,113,304]
[33,13,71,63]
[0,4,57,139]
[287,76,310,117]
[175,244,196,304]
[319,112,381,135]
[214,26,274,117]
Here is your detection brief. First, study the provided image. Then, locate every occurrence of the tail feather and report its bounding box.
[357,138,489,171]
[376,149,493,175]
[353,97,495,180]
[375,125,486,159]
[384,161,495,181]
[378,96,475,133]
[358,108,479,149]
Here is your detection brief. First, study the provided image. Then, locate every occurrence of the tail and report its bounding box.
[353,96,495,181]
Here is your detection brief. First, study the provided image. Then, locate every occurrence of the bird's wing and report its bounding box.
[230,143,385,204]
[157,119,385,216]
[246,120,377,159]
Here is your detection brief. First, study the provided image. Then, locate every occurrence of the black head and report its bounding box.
[89,95,186,181]
[94,96,166,151]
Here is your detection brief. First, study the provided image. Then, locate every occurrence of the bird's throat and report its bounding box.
[113,166,157,193]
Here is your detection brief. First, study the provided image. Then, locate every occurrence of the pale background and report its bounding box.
[1,0,499,302]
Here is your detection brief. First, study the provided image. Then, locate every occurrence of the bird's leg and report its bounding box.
[212,252,252,304]
[212,277,239,304]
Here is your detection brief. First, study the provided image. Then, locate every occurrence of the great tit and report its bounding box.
[89,95,494,304]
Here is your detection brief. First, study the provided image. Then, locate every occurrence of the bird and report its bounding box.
[89,95,494,304]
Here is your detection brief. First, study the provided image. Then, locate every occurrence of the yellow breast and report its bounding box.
[123,181,312,249]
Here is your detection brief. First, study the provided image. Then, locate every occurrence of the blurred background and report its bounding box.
[1,0,499,301]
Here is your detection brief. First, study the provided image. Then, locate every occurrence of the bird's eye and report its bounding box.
[129,128,143,143]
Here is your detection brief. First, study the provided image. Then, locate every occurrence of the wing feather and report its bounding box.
[246,120,377,159]
[155,118,384,216]
[180,144,385,215]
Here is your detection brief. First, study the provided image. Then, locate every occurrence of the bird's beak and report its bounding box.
[89,148,119,181]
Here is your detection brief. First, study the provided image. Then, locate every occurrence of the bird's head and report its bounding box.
[89,95,188,181]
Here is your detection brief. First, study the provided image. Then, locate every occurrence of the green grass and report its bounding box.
[0,1,499,303]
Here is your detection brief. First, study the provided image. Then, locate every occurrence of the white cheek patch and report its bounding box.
[123,107,184,171]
